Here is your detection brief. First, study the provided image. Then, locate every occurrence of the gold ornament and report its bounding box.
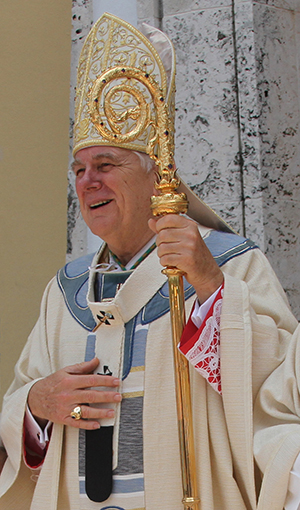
[73,12,234,228]
[73,12,187,213]
[70,406,82,420]
[73,12,175,161]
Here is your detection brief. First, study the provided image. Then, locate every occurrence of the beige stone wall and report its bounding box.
[0,1,71,400]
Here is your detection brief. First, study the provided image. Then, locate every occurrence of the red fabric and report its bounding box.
[179,284,224,394]
[23,415,52,469]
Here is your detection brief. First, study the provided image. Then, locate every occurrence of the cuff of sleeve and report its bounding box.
[191,285,222,329]
[25,405,52,445]
[23,405,52,469]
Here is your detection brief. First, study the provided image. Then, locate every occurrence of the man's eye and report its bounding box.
[75,168,85,176]
[100,163,113,171]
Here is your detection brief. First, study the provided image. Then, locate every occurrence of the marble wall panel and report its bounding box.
[297,12,300,101]
[136,0,161,26]
[243,197,265,249]
[163,0,232,16]
[253,3,300,195]
[250,0,300,11]
[163,8,243,233]
[252,3,300,313]
[209,200,245,233]
[234,1,265,244]
[263,198,300,316]
[67,0,93,261]
[69,0,93,130]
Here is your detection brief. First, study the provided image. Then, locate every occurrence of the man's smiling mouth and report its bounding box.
[90,199,112,210]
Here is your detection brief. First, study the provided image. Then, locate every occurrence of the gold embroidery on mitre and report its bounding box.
[73,12,176,158]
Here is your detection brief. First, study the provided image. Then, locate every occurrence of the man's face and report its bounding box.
[72,146,157,256]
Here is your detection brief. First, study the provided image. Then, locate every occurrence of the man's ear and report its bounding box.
[152,170,160,195]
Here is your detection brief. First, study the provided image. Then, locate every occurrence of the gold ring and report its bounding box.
[70,405,82,420]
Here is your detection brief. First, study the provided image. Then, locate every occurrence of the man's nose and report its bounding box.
[82,167,102,190]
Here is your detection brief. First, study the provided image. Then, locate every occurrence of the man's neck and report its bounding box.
[108,235,156,269]
[107,231,156,267]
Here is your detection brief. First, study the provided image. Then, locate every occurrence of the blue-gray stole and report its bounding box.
[56,230,257,505]
[57,230,257,333]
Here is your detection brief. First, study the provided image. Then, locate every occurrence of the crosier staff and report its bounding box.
[89,65,200,510]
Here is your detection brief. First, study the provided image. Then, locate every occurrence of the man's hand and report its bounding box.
[27,358,121,430]
[149,214,224,304]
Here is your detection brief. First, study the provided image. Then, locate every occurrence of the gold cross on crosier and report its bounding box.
[93,311,115,332]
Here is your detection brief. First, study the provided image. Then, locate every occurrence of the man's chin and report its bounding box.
[85,214,114,237]
[89,223,116,243]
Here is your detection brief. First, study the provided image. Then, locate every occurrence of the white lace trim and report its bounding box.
[184,291,223,394]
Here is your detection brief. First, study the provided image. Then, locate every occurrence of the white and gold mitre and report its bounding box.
[73,12,176,158]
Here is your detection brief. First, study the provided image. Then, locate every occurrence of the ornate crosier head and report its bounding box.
[73,12,188,216]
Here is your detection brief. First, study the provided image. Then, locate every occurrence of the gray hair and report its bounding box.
[133,151,156,173]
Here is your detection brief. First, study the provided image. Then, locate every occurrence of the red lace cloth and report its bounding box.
[179,284,223,395]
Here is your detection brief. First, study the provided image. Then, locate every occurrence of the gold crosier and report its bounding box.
[89,63,200,510]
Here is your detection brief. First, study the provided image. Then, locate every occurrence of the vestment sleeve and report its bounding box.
[221,247,297,399]
[0,277,57,486]
[215,247,299,509]
[254,323,300,510]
